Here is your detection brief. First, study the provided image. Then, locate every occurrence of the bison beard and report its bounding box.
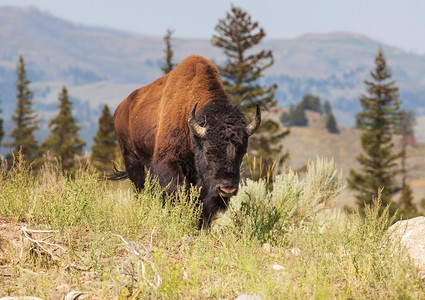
[110,55,260,228]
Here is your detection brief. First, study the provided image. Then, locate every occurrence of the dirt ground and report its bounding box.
[0,217,102,299]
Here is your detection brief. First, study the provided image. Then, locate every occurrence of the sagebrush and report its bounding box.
[0,156,424,299]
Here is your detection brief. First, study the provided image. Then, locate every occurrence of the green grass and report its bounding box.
[0,156,424,299]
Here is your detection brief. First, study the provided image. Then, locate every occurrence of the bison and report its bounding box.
[112,55,260,227]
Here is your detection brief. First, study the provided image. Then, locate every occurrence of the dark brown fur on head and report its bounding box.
[191,100,249,226]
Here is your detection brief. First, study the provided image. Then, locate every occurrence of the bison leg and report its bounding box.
[120,149,147,191]
[151,160,187,194]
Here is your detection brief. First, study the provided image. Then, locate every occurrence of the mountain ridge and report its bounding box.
[1,6,424,148]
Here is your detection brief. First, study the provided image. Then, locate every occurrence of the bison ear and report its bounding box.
[246,105,261,136]
[188,102,207,138]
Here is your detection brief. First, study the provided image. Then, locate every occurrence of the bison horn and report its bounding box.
[188,102,207,138]
[246,105,261,136]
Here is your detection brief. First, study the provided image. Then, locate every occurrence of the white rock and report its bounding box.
[272,264,285,271]
[387,216,425,271]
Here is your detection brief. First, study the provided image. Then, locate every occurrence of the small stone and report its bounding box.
[290,248,301,256]
[56,284,70,294]
[262,243,272,252]
[272,264,285,271]
[64,291,84,300]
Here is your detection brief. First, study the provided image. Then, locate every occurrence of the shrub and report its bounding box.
[224,157,344,244]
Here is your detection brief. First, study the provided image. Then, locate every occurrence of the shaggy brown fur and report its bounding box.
[112,55,259,227]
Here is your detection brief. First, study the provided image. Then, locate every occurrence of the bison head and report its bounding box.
[188,102,260,203]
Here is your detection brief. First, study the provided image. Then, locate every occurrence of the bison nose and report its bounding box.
[217,185,238,197]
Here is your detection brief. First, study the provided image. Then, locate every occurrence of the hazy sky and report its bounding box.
[1,0,424,54]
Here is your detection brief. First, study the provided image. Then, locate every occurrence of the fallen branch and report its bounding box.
[149,226,156,251]
[64,263,92,272]
[21,227,61,263]
[113,234,142,256]
[22,226,66,253]
[113,227,162,287]
[21,226,59,234]
[20,226,89,272]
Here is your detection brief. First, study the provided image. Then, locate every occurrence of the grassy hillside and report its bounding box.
[280,113,425,208]
[1,156,424,298]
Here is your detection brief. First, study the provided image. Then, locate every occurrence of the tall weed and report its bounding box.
[287,190,423,299]
[0,155,201,237]
[0,153,35,221]
[1,156,424,298]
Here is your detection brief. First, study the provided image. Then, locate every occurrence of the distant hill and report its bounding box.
[1,6,425,150]
[281,124,425,208]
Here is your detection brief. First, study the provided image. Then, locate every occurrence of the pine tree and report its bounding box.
[323,100,332,115]
[212,5,276,112]
[6,55,41,164]
[300,94,322,113]
[42,86,86,171]
[399,184,416,217]
[347,47,402,215]
[326,112,339,133]
[280,104,294,125]
[0,94,4,148]
[161,29,176,75]
[212,5,288,179]
[323,99,339,133]
[90,104,117,172]
[290,104,308,126]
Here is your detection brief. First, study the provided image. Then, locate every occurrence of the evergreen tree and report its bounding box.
[6,55,41,164]
[290,103,308,126]
[212,5,276,112]
[399,183,416,217]
[161,29,176,75]
[281,94,326,128]
[90,104,118,172]
[323,100,332,115]
[324,101,339,133]
[42,86,85,171]
[300,94,322,113]
[399,109,416,138]
[212,5,288,179]
[280,104,294,125]
[347,47,402,215]
[325,111,339,133]
[0,94,4,148]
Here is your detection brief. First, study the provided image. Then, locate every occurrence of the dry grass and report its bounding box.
[0,156,424,299]
[282,125,425,208]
